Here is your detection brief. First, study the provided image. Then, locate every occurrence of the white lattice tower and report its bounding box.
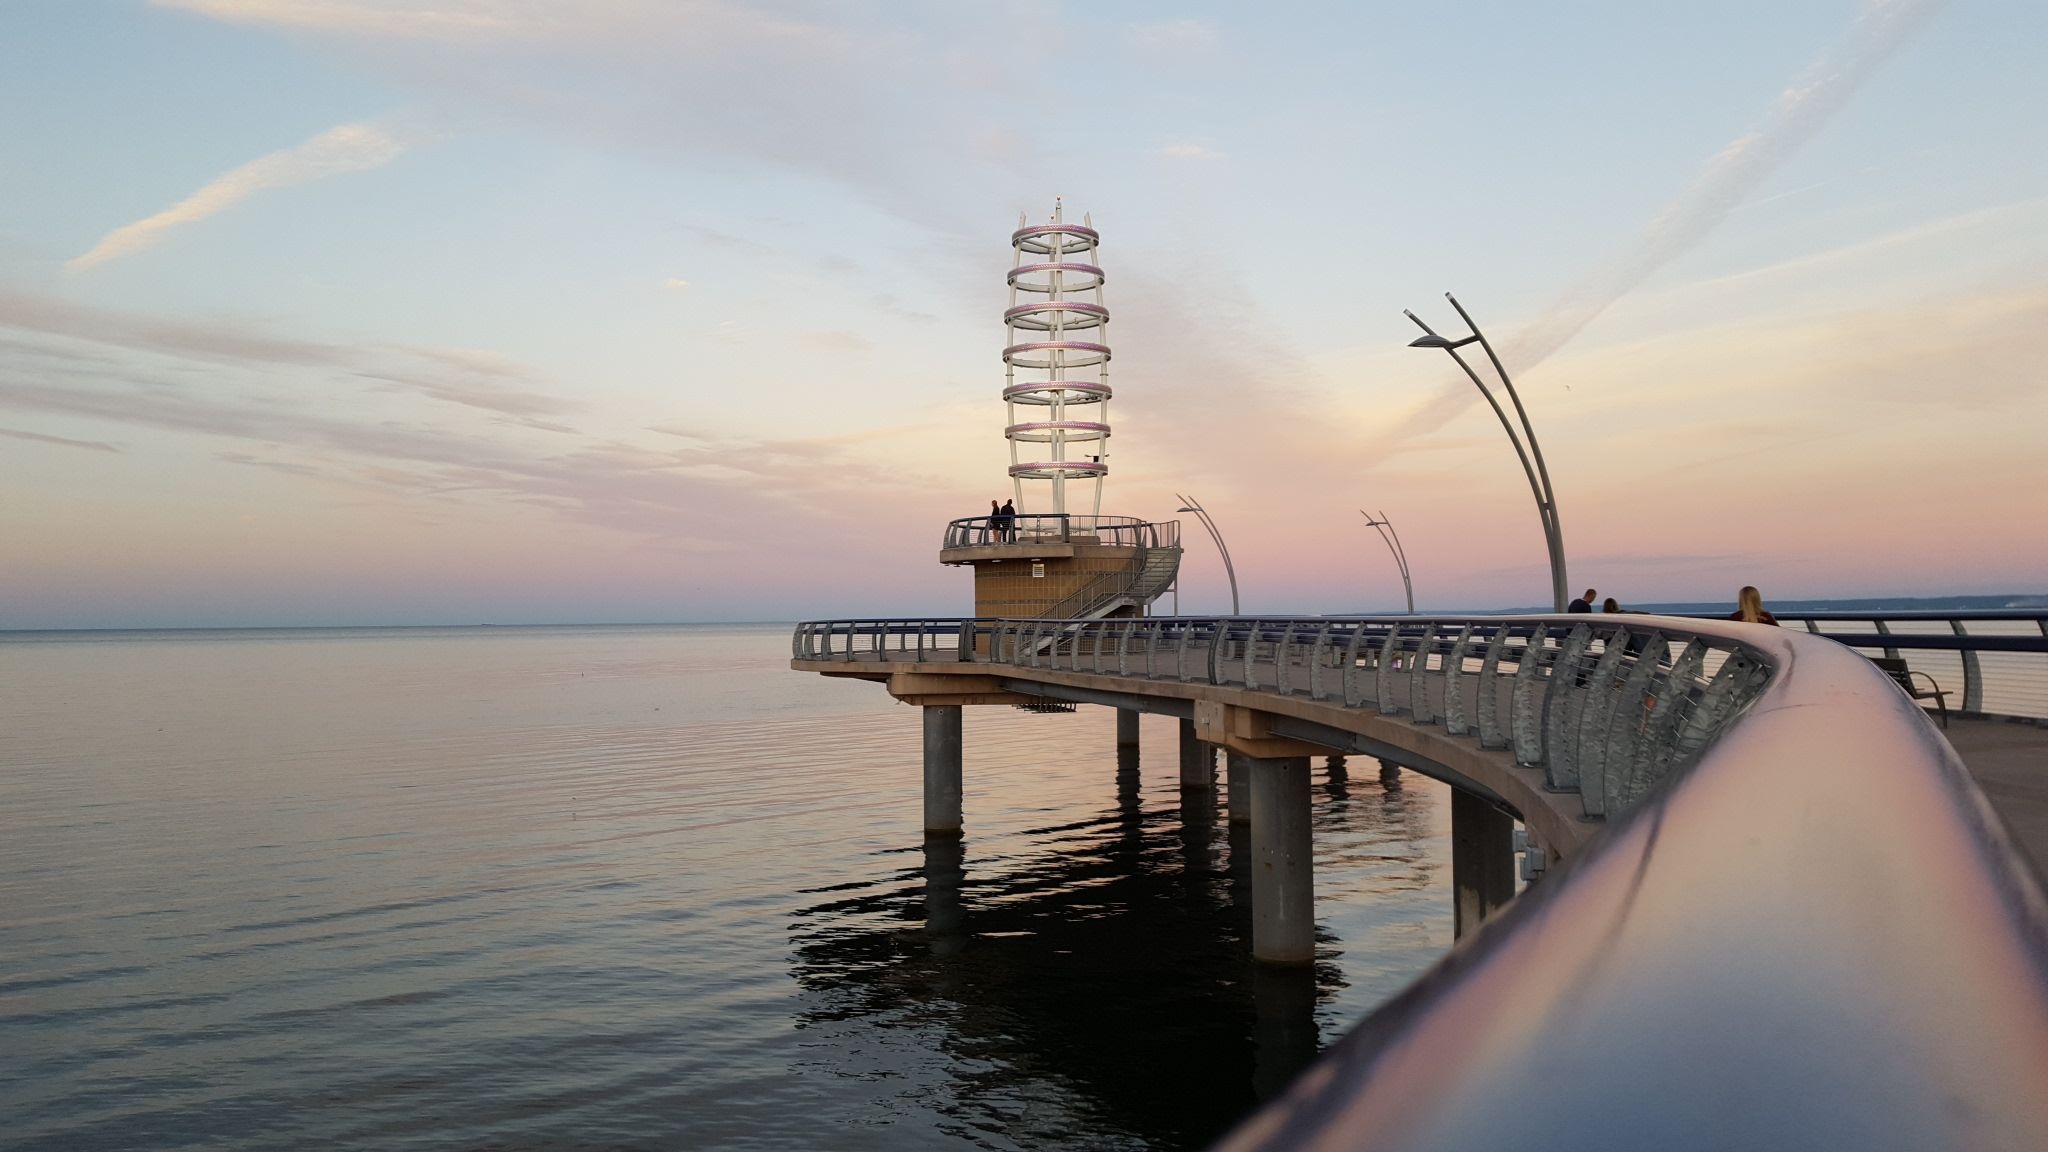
[1003,199,1109,516]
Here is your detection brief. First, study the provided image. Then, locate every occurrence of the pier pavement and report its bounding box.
[1947,717,2048,875]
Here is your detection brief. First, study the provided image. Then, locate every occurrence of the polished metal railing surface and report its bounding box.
[942,513,1179,551]
[792,614,2048,1147]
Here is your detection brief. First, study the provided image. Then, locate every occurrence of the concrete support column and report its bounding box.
[1451,788,1516,939]
[923,705,963,836]
[1249,755,1315,965]
[1178,718,1215,790]
[1116,708,1141,748]
[1226,750,1252,826]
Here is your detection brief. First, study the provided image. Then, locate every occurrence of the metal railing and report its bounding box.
[942,514,1179,551]
[795,614,1783,823]
[1763,610,2048,719]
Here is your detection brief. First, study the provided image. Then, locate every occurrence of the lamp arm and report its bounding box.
[1445,293,1568,610]
[1446,294,1558,512]
[1406,310,1548,529]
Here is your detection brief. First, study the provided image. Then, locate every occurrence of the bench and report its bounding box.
[1870,656,1949,728]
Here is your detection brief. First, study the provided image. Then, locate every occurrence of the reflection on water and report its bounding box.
[1,625,1449,1151]
[791,750,1442,1149]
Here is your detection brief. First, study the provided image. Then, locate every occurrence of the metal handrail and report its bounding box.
[1739,610,2048,718]
[942,514,1179,551]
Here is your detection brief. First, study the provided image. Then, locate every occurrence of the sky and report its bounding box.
[2,0,2044,628]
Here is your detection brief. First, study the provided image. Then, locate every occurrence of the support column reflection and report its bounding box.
[922,835,967,958]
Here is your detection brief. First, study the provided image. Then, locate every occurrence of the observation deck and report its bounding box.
[939,513,1181,620]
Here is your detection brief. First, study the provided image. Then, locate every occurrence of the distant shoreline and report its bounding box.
[4,594,2044,636]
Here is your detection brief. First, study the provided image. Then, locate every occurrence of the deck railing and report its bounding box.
[1763,609,2048,718]
[795,614,1785,822]
[941,514,1178,551]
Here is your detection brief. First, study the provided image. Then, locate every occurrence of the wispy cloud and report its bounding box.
[0,426,120,452]
[68,120,408,271]
[1363,0,1946,459]
[0,287,567,420]
[155,2,1027,227]
[153,0,522,40]
[1509,0,1948,371]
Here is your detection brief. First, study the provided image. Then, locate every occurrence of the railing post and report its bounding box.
[1601,632,1665,815]
[1510,626,1548,768]
[1542,624,1595,791]
[1375,627,1401,715]
[1409,623,1439,723]
[1634,639,1708,804]
[1572,631,1632,815]
[1309,622,1333,701]
[1443,625,1474,736]
[1342,624,1366,708]
[1477,626,1509,749]
[1953,619,1983,713]
[1274,623,1296,696]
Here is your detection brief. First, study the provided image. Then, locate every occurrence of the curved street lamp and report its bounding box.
[1174,493,1239,615]
[1359,509,1414,614]
[1405,293,1568,612]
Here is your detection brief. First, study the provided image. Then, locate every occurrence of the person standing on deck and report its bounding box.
[1730,586,1780,626]
[1568,588,1598,613]
[985,499,1000,544]
[999,499,1016,543]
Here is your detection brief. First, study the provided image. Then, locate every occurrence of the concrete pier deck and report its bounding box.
[1947,717,2048,877]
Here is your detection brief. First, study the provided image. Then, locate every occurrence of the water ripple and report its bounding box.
[0,624,1451,1150]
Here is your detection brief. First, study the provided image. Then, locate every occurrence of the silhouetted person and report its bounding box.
[999,498,1016,542]
[1568,588,1597,613]
[1730,585,1779,626]
[985,498,1000,543]
[1602,597,1621,613]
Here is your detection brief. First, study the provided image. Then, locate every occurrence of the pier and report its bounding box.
[794,609,2048,1147]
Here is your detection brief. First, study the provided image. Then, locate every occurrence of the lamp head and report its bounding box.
[1176,506,1197,513]
[1408,333,1480,350]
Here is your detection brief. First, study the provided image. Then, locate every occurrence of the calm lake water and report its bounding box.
[0,624,1452,1150]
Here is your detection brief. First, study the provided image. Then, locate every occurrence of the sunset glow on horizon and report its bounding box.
[4,1,2044,628]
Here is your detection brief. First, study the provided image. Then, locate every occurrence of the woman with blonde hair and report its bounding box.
[1730,585,1778,626]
